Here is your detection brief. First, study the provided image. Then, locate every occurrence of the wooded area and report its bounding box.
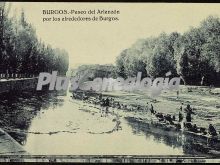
[73,16,220,86]
[0,3,69,78]
[116,16,220,86]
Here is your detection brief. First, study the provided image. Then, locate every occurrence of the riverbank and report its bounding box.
[78,96,220,156]
[0,78,38,94]
[100,86,220,131]
[0,128,28,155]
[0,86,220,156]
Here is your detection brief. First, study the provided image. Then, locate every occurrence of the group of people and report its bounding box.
[178,103,218,137]
[178,103,195,123]
[73,91,219,137]
[100,97,110,112]
[147,102,218,137]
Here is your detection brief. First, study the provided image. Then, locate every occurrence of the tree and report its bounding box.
[0,4,69,77]
[0,2,12,74]
[174,28,206,85]
[116,49,127,78]
[147,33,179,78]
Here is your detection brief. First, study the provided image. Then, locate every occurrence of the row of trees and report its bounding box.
[116,16,220,86]
[71,64,117,83]
[0,2,69,77]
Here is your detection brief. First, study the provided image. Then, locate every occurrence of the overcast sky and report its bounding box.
[10,3,220,68]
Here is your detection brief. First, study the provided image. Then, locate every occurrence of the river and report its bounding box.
[0,90,187,155]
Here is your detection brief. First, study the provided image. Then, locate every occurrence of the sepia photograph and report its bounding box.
[0,1,220,163]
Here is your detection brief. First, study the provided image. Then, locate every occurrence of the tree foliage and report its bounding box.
[116,15,220,86]
[0,3,69,76]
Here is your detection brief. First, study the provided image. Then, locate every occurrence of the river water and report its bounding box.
[0,90,188,155]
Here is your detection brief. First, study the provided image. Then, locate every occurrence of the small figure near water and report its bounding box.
[164,114,174,125]
[150,104,155,115]
[176,90,179,99]
[185,104,195,122]
[105,97,110,113]
[178,103,184,122]
[180,103,183,111]
[191,124,199,133]
[179,111,183,122]
[208,124,218,136]
[98,93,102,101]
[146,102,149,112]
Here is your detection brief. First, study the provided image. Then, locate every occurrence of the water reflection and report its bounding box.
[125,117,217,156]
[126,118,183,149]
[5,90,182,155]
[0,90,66,144]
[0,90,215,155]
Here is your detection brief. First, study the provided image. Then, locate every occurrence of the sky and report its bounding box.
[10,2,220,68]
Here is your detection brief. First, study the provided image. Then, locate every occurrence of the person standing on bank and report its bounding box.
[208,124,218,136]
[185,104,195,122]
[105,97,110,113]
[179,103,184,122]
[146,102,149,112]
[150,104,154,115]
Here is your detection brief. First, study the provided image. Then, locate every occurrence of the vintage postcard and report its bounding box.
[0,1,220,163]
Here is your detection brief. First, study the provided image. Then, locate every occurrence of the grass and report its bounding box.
[101,85,220,132]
